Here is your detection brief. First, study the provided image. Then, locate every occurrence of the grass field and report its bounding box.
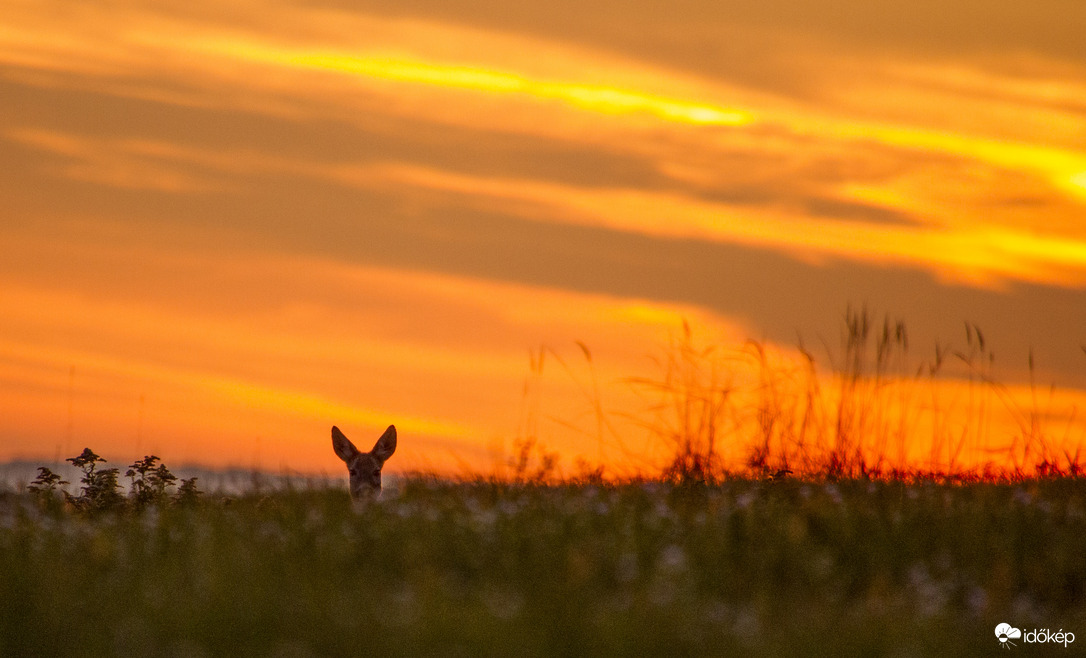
[2,475,1082,656]
[2,313,1082,655]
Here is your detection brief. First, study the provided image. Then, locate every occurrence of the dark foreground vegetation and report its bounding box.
[2,470,1082,656]
[3,310,1083,655]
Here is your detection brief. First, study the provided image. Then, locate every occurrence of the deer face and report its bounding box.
[332,425,397,500]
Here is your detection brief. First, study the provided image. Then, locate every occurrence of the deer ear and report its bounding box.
[371,425,397,463]
[331,426,360,462]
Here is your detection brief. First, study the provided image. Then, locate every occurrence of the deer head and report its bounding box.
[331,425,397,501]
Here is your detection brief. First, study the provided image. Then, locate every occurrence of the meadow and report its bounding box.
[1,472,1082,656]
[2,311,1083,655]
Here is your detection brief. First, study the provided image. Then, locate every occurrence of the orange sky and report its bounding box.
[1,0,1085,478]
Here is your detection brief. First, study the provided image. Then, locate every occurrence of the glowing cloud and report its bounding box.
[187,37,753,127]
[2,0,1086,476]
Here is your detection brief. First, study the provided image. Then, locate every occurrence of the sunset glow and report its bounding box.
[2,0,1084,479]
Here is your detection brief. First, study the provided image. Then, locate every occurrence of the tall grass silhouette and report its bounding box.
[578,306,1085,483]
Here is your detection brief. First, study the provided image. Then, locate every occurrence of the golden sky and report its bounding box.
[2,0,1084,476]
